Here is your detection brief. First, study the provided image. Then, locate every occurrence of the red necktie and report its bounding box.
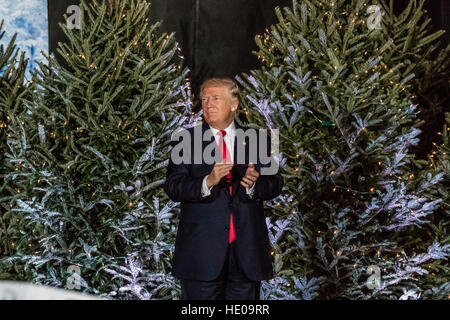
[218,130,236,244]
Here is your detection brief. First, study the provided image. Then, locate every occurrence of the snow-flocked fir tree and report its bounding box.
[0,0,195,299]
[373,0,450,299]
[236,0,449,299]
[0,19,31,269]
[413,112,450,299]
[378,0,449,159]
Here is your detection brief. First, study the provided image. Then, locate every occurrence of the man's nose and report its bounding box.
[204,99,215,109]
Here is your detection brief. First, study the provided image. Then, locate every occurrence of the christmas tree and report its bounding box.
[375,0,450,299]
[0,0,194,299]
[379,0,449,159]
[378,0,450,298]
[0,19,30,272]
[416,112,450,299]
[236,0,449,299]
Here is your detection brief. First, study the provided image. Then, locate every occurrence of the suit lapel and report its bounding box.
[232,121,249,197]
[201,120,217,161]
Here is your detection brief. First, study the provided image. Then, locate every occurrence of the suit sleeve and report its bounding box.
[163,141,206,203]
[253,132,283,201]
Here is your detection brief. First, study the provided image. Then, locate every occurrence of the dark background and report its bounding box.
[48,0,292,92]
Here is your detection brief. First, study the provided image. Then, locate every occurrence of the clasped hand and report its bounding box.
[240,162,259,188]
[205,161,259,189]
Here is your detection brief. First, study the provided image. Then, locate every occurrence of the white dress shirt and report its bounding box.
[201,120,256,198]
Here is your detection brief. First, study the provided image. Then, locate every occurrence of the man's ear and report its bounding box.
[231,100,239,112]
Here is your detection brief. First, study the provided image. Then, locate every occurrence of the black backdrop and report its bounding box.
[48,0,291,92]
[48,0,448,106]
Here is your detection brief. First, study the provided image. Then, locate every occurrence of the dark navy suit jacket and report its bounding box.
[164,120,283,281]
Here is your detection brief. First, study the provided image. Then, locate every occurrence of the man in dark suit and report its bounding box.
[164,78,283,300]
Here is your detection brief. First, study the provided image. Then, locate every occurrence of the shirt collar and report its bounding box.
[208,119,235,137]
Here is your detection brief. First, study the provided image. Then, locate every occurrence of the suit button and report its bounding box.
[224,226,229,231]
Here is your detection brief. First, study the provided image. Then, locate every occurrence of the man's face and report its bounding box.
[201,85,238,129]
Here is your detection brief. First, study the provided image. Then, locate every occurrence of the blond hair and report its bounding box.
[200,77,240,101]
